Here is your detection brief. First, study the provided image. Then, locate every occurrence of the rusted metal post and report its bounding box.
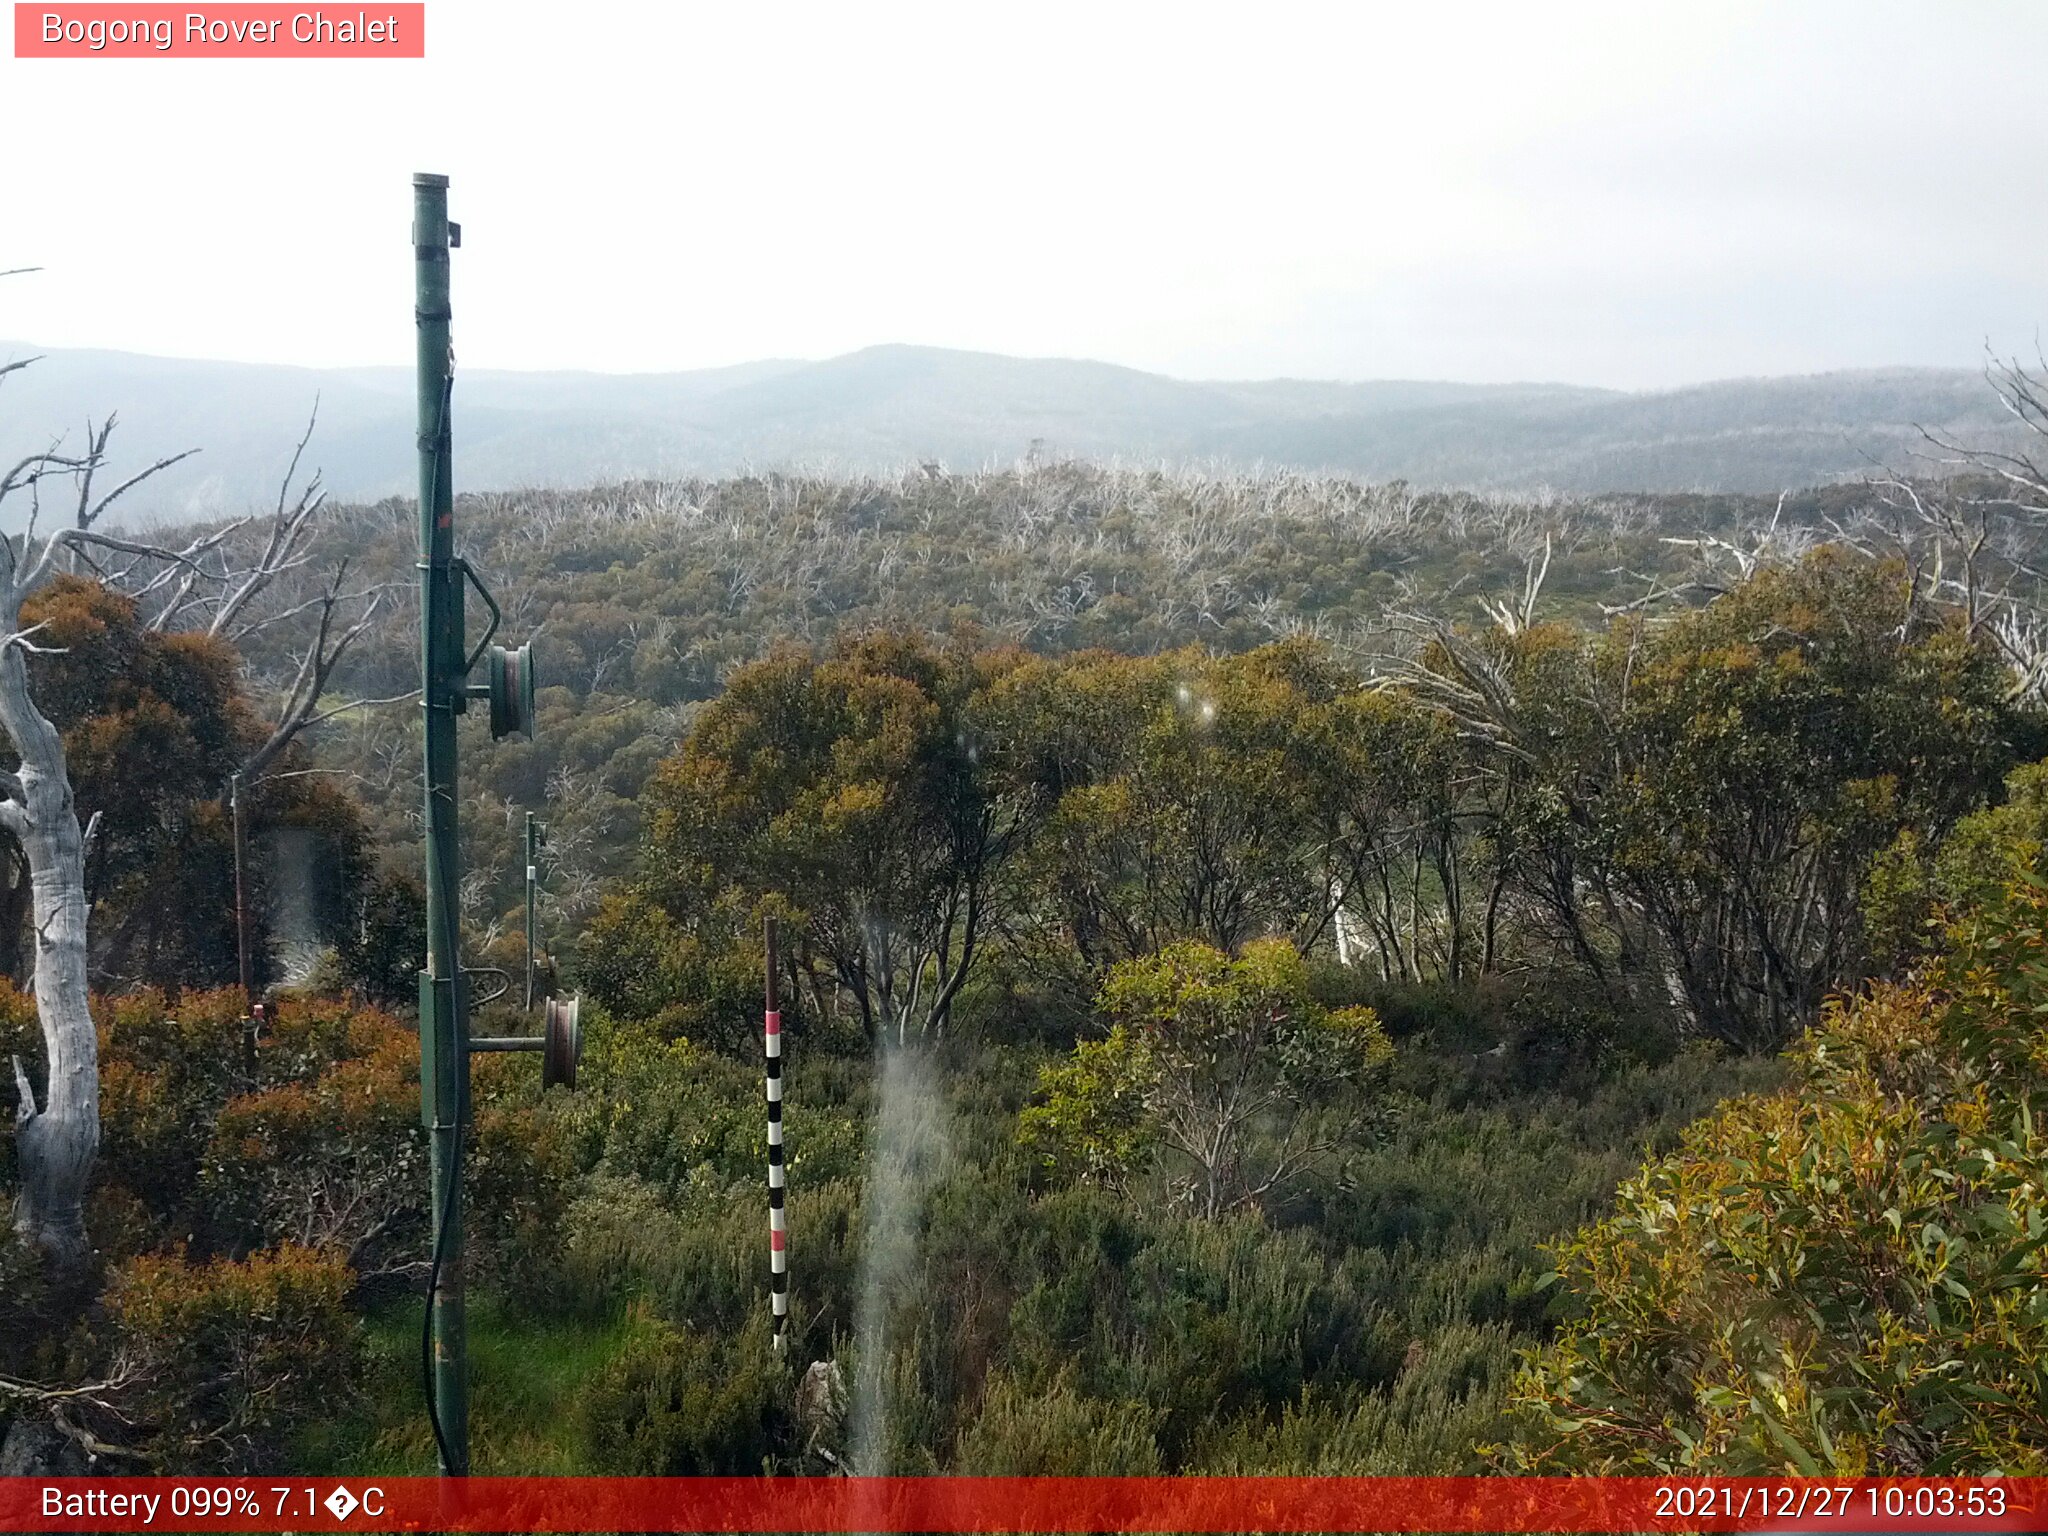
[230,771,253,1005]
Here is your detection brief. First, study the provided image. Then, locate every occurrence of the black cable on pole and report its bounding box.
[418,373,465,1477]
[421,1092,462,1472]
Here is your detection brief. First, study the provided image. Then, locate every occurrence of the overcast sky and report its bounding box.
[3,0,2042,389]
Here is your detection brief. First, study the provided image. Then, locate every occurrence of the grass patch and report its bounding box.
[298,1292,659,1475]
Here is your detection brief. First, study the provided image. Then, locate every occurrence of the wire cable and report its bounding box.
[418,369,466,1477]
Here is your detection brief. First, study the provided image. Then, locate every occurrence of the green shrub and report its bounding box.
[1867,758,2048,971]
[466,1064,581,1314]
[1500,866,2048,1473]
[1188,1337,1511,1475]
[201,1008,422,1267]
[577,1314,791,1473]
[105,1244,359,1471]
[578,1015,865,1195]
[95,988,248,1221]
[1021,939,1391,1216]
[953,1370,1159,1473]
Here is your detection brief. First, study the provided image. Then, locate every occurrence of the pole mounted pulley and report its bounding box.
[469,991,583,1092]
[488,641,537,740]
[543,995,582,1090]
[452,557,538,741]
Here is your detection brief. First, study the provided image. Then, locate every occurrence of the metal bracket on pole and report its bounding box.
[457,559,501,673]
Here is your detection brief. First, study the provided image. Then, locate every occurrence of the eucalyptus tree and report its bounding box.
[1383,548,2015,1050]
[1003,645,1333,972]
[624,629,1043,1046]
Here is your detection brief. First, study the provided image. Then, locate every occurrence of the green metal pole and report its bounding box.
[524,812,536,1011]
[414,170,469,1478]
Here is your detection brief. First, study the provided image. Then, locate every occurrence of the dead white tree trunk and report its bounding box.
[0,344,197,1264]
[0,636,93,1264]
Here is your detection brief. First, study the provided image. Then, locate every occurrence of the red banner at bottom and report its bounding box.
[9,1476,2045,1533]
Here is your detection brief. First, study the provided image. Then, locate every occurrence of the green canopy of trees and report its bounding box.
[588,550,2020,1058]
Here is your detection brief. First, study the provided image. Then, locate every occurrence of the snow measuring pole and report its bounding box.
[414,171,573,1477]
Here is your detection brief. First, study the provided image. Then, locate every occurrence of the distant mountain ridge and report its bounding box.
[0,340,2021,521]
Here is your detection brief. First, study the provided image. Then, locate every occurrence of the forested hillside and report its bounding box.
[195,462,2022,972]
[8,376,2048,1475]
[0,341,2027,513]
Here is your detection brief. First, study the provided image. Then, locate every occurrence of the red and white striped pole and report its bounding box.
[765,915,788,1356]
